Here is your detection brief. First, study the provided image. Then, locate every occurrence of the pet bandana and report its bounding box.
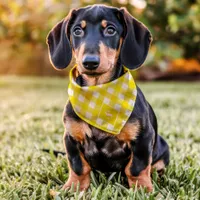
[68,66,137,135]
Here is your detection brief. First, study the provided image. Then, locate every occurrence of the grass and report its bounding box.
[0,76,200,200]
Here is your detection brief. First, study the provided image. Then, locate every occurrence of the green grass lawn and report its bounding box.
[0,76,200,200]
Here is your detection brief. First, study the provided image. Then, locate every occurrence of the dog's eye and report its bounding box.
[104,26,116,36]
[73,27,84,37]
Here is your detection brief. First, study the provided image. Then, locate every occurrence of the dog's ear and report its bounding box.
[119,8,152,70]
[46,9,76,70]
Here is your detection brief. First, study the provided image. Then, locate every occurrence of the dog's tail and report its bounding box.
[42,149,66,157]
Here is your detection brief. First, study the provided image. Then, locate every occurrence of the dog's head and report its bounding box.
[47,5,152,83]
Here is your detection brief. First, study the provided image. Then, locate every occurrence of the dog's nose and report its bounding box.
[82,55,100,70]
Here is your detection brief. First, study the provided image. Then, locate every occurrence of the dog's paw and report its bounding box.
[62,177,90,191]
[128,177,153,192]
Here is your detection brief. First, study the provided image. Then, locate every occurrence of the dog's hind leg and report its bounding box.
[152,135,170,174]
[63,134,91,191]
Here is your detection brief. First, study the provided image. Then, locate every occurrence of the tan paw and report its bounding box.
[62,176,90,191]
[128,177,153,192]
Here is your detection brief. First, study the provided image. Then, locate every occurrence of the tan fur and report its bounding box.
[64,115,92,142]
[125,154,153,192]
[74,42,119,86]
[81,20,86,28]
[101,20,107,28]
[62,153,91,191]
[115,37,123,63]
[152,159,165,171]
[117,121,140,142]
[81,69,116,86]
[82,42,118,85]
[74,43,85,71]
[99,42,117,70]
[73,36,123,86]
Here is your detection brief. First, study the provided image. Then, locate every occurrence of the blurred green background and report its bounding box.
[0,0,200,79]
[0,2,200,198]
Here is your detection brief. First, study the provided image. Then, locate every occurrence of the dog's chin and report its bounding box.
[80,65,114,78]
[82,71,105,77]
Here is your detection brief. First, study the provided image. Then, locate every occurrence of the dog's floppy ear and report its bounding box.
[119,8,152,70]
[46,9,76,70]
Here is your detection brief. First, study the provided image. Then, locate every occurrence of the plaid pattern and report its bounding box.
[68,67,137,135]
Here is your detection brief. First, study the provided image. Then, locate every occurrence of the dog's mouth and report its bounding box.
[82,71,105,77]
[81,65,113,77]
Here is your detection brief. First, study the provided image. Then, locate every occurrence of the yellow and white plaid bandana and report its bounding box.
[68,66,137,135]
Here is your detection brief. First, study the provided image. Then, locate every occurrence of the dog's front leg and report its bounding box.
[125,129,154,192]
[63,133,91,191]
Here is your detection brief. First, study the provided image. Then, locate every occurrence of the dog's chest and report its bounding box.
[64,108,140,171]
[80,125,133,172]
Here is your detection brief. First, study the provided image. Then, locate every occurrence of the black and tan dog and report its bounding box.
[46,5,169,192]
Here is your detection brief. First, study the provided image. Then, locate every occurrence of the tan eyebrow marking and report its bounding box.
[81,20,86,28]
[101,20,107,28]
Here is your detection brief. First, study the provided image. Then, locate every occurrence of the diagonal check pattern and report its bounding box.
[68,66,137,135]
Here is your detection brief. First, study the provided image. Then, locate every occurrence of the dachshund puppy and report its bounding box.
[47,5,169,192]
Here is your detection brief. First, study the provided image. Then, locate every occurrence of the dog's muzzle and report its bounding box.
[82,54,100,70]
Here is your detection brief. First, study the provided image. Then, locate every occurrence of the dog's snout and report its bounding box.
[82,55,100,70]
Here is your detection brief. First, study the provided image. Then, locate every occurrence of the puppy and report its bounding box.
[47,5,169,192]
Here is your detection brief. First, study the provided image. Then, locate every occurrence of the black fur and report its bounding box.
[119,8,152,69]
[64,134,83,176]
[47,5,152,70]
[47,4,169,186]
[63,63,169,174]
[46,11,75,69]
